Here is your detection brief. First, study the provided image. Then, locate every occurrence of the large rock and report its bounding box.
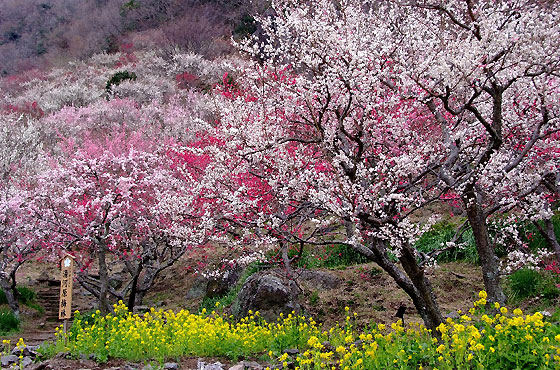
[187,265,244,300]
[298,270,342,290]
[233,269,301,321]
[1,355,18,367]
[186,275,209,299]
[11,345,39,358]
[198,360,224,370]
[21,357,33,368]
[228,361,264,370]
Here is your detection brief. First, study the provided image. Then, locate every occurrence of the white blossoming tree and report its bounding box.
[0,114,44,317]
[390,0,560,303]
[208,0,559,329]
[210,1,447,331]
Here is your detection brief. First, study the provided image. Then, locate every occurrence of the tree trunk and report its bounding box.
[134,269,158,308]
[97,240,112,314]
[134,289,146,308]
[127,263,144,312]
[534,218,560,262]
[398,243,443,333]
[0,274,19,318]
[463,189,506,304]
[127,273,139,312]
[353,236,444,333]
[280,241,294,278]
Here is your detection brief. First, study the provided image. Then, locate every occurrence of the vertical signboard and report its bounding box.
[59,254,74,320]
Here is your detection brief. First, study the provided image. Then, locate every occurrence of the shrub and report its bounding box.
[0,308,20,333]
[508,268,543,301]
[16,286,36,305]
[0,286,34,305]
[233,14,257,39]
[309,291,320,306]
[414,220,480,263]
[541,278,560,300]
[0,287,43,314]
[105,70,137,94]
[293,244,370,269]
[521,214,560,251]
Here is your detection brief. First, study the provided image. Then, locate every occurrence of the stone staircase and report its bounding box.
[36,275,61,322]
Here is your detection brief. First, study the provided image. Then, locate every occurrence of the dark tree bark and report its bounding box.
[347,219,443,334]
[96,238,112,314]
[127,265,141,312]
[463,187,506,304]
[398,243,443,332]
[0,270,19,318]
[534,218,560,262]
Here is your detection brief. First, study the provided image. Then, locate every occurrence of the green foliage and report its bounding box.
[121,0,139,11]
[16,286,36,305]
[508,268,542,301]
[0,286,42,312]
[541,278,560,300]
[0,308,20,334]
[294,244,370,269]
[105,71,137,94]
[233,14,257,39]
[520,214,560,251]
[414,220,481,263]
[309,291,320,306]
[506,268,559,302]
[36,341,57,360]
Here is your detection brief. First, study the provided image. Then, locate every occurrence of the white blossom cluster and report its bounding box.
[201,250,267,279]
[501,248,554,274]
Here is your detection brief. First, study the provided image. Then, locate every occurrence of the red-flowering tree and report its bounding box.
[31,131,208,312]
[0,187,40,318]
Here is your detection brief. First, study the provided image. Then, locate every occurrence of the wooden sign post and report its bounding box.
[59,254,75,338]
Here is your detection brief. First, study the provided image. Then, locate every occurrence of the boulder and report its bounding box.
[132,305,148,314]
[298,270,342,290]
[186,275,209,300]
[446,311,460,320]
[233,269,301,321]
[228,361,264,370]
[1,355,18,367]
[282,348,300,356]
[21,357,33,368]
[187,265,244,300]
[241,361,263,369]
[197,360,224,370]
[25,360,55,370]
[11,345,39,358]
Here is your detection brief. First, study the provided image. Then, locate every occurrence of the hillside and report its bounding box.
[0,0,261,75]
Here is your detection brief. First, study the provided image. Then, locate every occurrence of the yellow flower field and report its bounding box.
[6,292,558,369]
